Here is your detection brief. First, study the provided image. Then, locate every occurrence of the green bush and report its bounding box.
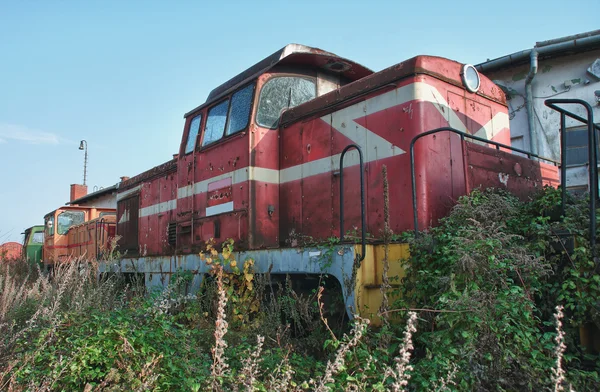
[396,187,600,391]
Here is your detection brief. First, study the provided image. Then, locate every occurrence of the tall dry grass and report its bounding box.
[0,256,137,390]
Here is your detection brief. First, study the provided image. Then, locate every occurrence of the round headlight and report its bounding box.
[461,64,480,93]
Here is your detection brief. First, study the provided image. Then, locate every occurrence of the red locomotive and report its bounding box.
[105,44,558,320]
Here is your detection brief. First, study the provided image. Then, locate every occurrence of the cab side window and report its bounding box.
[184,114,202,154]
[203,100,230,146]
[202,83,255,147]
[226,84,254,135]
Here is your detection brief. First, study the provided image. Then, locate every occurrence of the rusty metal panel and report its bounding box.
[65,215,116,261]
[146,180,162,255]
[302,117,333,240]
[186,136,249,250]
[465,142,560,199]
[249,120,280,249]
[158,173,177,254]
[278,59,533,242]
[279,121,304,244]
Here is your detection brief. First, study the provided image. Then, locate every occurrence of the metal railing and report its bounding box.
[544,98,598,257]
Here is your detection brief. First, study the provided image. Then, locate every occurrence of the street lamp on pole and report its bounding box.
[78,140,88,185]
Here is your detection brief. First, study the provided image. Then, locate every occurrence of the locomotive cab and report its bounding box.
[22,225,44,266]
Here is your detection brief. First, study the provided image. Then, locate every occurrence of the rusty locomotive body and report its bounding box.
[102,44,558,318]
[42,206,116,264]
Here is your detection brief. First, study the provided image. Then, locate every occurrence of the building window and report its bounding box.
[565,126,600,167]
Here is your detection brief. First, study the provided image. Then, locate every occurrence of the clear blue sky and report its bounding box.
[0,0,597,243]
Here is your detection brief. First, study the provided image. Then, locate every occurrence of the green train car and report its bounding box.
[22,225,44,267]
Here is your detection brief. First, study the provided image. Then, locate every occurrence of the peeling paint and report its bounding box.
[402,103,414,119]
[498,173,509,186]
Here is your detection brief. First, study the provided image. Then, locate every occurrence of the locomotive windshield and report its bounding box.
[256,76,316,128]
[57,211,85,235]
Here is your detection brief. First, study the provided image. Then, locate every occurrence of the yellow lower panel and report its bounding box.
[354,243,409,326]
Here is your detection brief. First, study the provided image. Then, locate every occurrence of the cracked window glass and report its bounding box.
[185,114,202,154]
[203,99,230,146]
[257,77,316,128]
[226,84,254,135]
[57,211,85,235]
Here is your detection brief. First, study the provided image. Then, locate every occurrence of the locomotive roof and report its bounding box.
[280,55,507,126]
[22,225,44,234]
[43,205,114,219]
[183,43,373,118]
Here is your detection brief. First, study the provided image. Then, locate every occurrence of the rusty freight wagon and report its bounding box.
[104,44,559,321]
[0,242,23,261]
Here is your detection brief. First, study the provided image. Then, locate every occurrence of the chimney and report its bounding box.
[70,184,88,202]
[120,176,130,182]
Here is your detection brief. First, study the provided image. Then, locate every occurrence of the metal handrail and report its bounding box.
[544,98,597,258]
[339,144,366,262]
[410,127,559,236]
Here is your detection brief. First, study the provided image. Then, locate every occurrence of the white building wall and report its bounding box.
[483,50,600,190]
